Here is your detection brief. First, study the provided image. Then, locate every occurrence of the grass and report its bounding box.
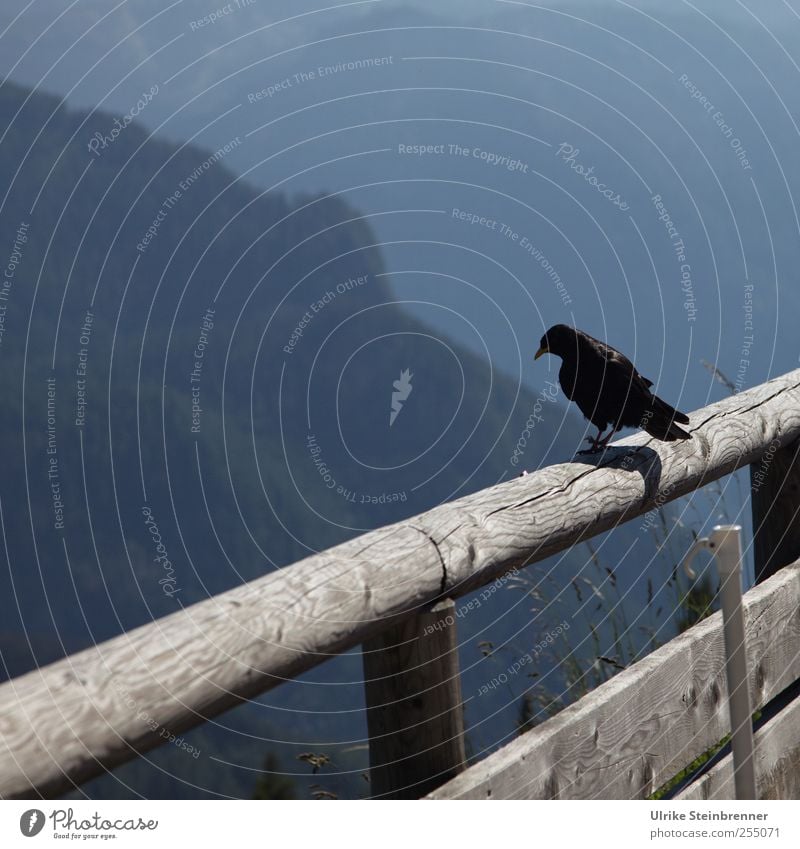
[649,709,762,799]
[494,509,723,733]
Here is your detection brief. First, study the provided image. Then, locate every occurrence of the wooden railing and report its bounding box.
[2,369,800,800]
[428,560,800,799]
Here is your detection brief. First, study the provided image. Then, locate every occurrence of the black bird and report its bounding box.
[535,324,691,452]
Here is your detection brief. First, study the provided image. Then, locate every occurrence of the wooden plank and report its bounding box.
[427,562,800,800]
[1,369,800,799]
[678,691,800,800]
[751,436,800,583]
[363,599,466,798]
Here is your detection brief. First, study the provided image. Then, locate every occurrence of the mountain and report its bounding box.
[5,0,768,795]
[4,0,775,789]
[1,79,623,798]
[1,0,794,404]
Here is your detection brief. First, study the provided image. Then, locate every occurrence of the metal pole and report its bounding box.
[684,525,756,799]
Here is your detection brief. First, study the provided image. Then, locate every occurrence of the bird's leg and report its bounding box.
[579,428,607,454]
[597,427,618,449]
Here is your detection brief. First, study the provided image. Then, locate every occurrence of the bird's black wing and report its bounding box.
[577,330,690,440]
[594,335,691,426]
[604,352,655,410]
[582,333,655,396]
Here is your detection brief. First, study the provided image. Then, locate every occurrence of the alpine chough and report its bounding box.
[535,324,691,452]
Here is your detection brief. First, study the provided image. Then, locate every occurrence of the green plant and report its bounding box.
[252,753,296,800]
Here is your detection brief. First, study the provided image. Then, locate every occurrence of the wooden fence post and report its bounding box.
[362,598,466,798]
[751,437,800,584]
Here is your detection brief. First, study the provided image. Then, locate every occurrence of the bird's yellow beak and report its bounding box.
[534,345,548,360]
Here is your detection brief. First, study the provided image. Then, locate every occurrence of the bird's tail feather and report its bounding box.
[659,421,692,441]
[652,395,690,424]
[641,394,692,441]
[644,411,692,441]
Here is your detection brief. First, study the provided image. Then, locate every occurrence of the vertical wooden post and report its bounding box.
[751,437,800,584]
[362,598,466,798]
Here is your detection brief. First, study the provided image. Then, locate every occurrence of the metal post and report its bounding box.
[684,525,756,800]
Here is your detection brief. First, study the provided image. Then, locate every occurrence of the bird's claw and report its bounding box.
[577,435,604,455]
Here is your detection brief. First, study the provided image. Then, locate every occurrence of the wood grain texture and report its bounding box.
[2,369,800,799]
[752,437,800,584]
[363,599,466,798]
[678,690,800,800]
[427,562,800,800]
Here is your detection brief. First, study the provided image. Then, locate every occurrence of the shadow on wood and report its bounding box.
[751,436,800,583]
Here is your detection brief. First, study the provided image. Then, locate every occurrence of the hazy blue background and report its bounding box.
[0,0,796,798]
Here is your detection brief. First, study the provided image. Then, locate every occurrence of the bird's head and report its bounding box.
[535,324,577,360]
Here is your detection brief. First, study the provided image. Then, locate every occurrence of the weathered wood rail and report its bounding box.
[1,368,800,799]
[427,560,800,799]
[676,680,800,801]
